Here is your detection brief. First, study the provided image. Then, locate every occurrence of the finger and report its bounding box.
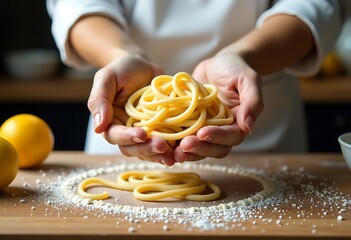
[192,59,210,83]
[178,135,232,159]
[174,146,205,163]
[151,63,165,77]
[119,137,175,166]
[137,150,175,166]
[196,125,245,146]
[87,68,118,133]
[103,124,148,145]
[236,71,264,134]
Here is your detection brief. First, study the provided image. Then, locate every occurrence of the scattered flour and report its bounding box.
[6,158,350,233]
[60,162,277,214]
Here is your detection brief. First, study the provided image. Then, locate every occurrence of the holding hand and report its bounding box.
[174,54,263,163]
[87,55,175,165]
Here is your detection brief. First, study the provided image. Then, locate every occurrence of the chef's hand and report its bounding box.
[174,54,264,162]
[87,54,176,165]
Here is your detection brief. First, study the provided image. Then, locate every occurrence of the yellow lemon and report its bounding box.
[0,114,54,169]
[320,52,343,77]
[0,136,19,190]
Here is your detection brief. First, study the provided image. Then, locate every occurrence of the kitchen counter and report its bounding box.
[0,152,350,239]
[0,76,93,103]
[299,76,351,104]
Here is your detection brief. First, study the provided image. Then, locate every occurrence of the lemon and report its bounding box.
[0,136,19,190]
[320,52,343,77]
[0,114,54,169]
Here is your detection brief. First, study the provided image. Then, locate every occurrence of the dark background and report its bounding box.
[0,0,89,151]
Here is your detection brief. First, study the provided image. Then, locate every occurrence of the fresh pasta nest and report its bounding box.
[125,72,233,146]
[78,170,221,202]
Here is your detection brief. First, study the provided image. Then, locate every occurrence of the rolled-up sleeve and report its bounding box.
[47,0,127,68]
[257,0,350,76]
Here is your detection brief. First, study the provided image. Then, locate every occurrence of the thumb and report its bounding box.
[237,97,263,135]
[150,63,164,77]
[87,69,116,133]
[236,74,264,135]
[192,59,211,83]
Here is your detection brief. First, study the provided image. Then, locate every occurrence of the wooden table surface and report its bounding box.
[0,152,351,240]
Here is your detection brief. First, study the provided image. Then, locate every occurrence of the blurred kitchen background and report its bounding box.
[0,1,92,151]
[0,0,350,152]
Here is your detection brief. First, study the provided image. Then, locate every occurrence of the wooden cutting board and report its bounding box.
[0,152,350,239]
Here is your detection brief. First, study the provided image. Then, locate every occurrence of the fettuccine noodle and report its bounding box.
[125,72,233,146]
[78,170,221,202]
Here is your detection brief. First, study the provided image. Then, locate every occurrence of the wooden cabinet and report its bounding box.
[0,76,92,103]
[299,77,351,152]
[0,77,92,150]
[299,76,351,104]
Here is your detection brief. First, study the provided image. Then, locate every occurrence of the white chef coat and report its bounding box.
[47,0,347,154]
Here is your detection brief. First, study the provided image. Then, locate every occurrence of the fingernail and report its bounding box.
[245,115,255,135]
[152,147,165,154]
[94,113,101,129]
[199,135,213,142]
[176,159,185,164]
[160,159,174,166]
[132,137,145,143]
[182,147,197,153]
